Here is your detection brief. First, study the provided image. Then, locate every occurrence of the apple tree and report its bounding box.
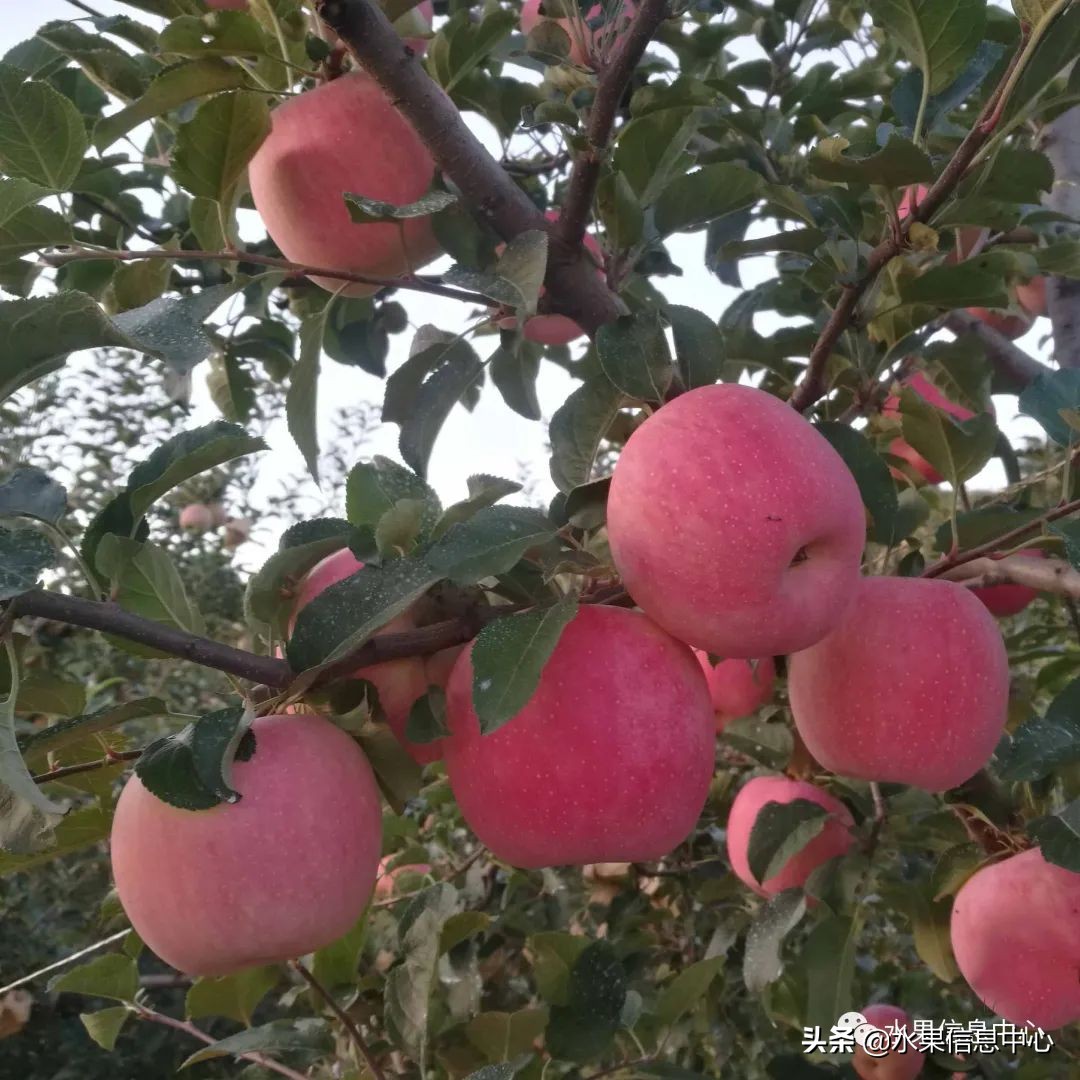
[2,0,1080,1077]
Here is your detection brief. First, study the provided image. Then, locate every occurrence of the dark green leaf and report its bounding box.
[19,698,167,760]
[1029,799,1080,873]
[816,423,898,542]
[655,163,763,235]
[346,457,441,533]
[344,189,456,224]
[546,941,627,1064]
[810,133,935,186]
[800,912,862,1032]
[489,340,543,421]
[654,956,724,1025]
[596,312,674,402]
[50,953,138,1003]
[998,676,1080,780]
[1019,369,1080,446]
[665,305,725,391]
[80,1006,130,1051]
[747,799,830,886]
[186,967,278,1026]
[181,1018,331,1068]
[405,688,450,745]
[0,466,67,524]
[549,377,627,493]
[0,526,55,601]
[427,505,556,586]
[288,307,330,483]
[433,475,522,538]
[900,387,998,485]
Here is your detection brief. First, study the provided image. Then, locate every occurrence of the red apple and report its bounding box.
[110,713,382,976]
[607,384,866,658]
[520,0,636,66]
[289,549,437,764]
[179,504,215,532]
[494,210,604,346]
[1017,276,1048,319]
[726,776,854,897]
[443,605,714,868]
[788,576,1008,791]
[373,855,431,900]
[951,848,1080,1030]
[694,651,775,731]
[248,72,440,297]
[970,548,1045,617]
[883,371,977,484]
[852,1004,926,1080]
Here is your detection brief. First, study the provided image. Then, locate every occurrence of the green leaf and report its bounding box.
[186,967,279,1026]
[13,673,85,718]
[440,910,491,953]
[50,953,138,1002]
[899,386,998,485]
[159,11,268,58]
[135,706,254,811]
[654,956,725,1025]
[356,723,423,814]
[546,941,627,1064]
[1003,6,1080,125]
[81,1006,130,1051]
[595,312,674,402]
[0,805,110,876]
[549,376,627,493]
[0,63,89,188]
[800,912,862,1032]
[346,457,441,533]
[397,338,484,478]
[816,422,898,542]
[495,228,548,316]
[899,261,1011,310]
[525,18,572,62]
[665,305,725,391]
[106,244,177,314]
[468,596,577,734]
[385,884,460,1057]
[95,58,251,150]
[1029,798,1080,873]
[809,133,935,186]
[171,90,270,202]
[0,467,65,527]
[746,799,830,886]
[998,676,1080,781]
[20,698,167,760]
[871,0,986,95]
[287,306,334,483]
[1019,369,1080,446]
[96,537,205,653]
[466,1009,549,1064]
[742,889,806,994]
[433,475,522,539]
[597,170,643,251]
[613,107,701,202]
[562,476,610,530]
[529,931,590,1004]
[35,21,148,101]
[0,526,55,601]
[1037,240,1080,280]
[489,341,543,421]
[311,914,368,989]
[907,894,959,982]
[344,188,456,224]
[405,688,450,745]
[655,163,763,235]
[0,201,69,260]
[286,556,440,672]
[427,505,555,585]
[181,1017,331,1068]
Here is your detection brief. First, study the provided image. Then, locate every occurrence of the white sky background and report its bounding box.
[3,0,1052,559]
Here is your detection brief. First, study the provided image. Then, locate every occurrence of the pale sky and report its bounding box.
[4,0,1050,546]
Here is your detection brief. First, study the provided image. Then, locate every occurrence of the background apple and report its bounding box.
[726,775,854,897]
[1017,276,1048,318]
[852,1003,925,1080]
[373,855,432,900]
[788,577,1009,791]
[951,848,1080,1030]
[249,72,441,297]
[179,504,215,532]
[694,651,775,730]
[110,713,382,976]
[443,605,714,868]
[607,383,866,658]
[968,306,1032,339]
[290,549,437,764]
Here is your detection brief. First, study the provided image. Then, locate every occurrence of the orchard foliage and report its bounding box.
[1,0,1080,1077]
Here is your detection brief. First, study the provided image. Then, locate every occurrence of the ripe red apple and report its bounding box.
[373,855,431,900]
[788,576,1008,791]
[442,605,715,868]
[179,503,215,532]
[289,549,437,764]
[951,848,1080,1030]
[494,211,604,346]
[852,1004,925,1080]
[607,384,866,658]
[882,371,977,484]
[248,72,440,297]
[1017,276,1048,319]
[970,548,1045,617]
[968,307,1032,339]
[726,776,854,897]
[520,0,635,66]
[694,651,775,731]
[110,713,382,976]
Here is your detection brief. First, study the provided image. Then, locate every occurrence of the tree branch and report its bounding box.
[942,310,1049,392]
[1043,103,1080,368]
[315,0,620,335]
[45,247,492,306]
[556,0,670,250]
[788,25,1035,413]
[33,748,142,786]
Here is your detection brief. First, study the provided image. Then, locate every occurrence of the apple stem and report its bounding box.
[290,958,388,1080]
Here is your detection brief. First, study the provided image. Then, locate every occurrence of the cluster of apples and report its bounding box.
[105,382,1078,1039]
[179,502,252,549]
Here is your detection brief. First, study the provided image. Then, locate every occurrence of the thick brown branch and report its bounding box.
[942,310,1048,392]
[941,553,1080,598]
[557,0,671,249]
[788,28,1034,413]
[316,0,620,334]
[46,248,491,306]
